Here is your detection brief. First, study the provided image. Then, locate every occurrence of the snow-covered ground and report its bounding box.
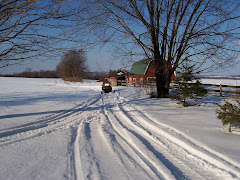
[0,77,240,180]
[201,78,240,86]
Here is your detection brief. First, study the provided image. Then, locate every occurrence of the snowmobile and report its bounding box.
[101,79,114,93]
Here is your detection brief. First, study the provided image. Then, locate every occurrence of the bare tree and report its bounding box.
[0,0,83,68]
[56,49,88,81]
[74,0,240,97]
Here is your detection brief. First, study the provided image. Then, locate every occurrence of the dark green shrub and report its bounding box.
[216,100,240,132]
[171,63,208,107]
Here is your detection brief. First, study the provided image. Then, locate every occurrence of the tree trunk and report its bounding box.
[155,55,169,98]
[155,72,169,98]
[229,123,232,133]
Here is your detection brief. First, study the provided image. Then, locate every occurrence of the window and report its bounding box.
[133,78,136,84]
[147,77,156,84]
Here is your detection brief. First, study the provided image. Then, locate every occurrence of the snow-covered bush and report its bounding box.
[216,100,240,132]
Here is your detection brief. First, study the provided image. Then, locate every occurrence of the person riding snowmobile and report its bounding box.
[102,78,112,93]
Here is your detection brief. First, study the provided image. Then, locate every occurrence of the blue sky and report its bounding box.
[1,1,239,76]
[1,49,239,76]
[0,46,130,74]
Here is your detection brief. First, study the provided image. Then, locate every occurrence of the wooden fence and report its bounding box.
[126,80,240,96]
[117,80,127,86]
[201,83,240,96]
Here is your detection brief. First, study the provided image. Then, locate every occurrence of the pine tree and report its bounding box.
[171,63,208,107]
[216,100,240,132]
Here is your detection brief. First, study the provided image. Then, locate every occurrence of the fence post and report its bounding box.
[220,84,222,96]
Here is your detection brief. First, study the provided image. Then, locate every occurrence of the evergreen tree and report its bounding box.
[216,100,240,132]
[171,63,208,107]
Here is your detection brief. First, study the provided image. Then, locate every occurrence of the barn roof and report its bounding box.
[129,59,150,75]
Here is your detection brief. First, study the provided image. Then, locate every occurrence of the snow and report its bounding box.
[0,77,240,180]
[201,78,240,86]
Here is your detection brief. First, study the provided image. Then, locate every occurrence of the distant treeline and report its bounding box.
[0,69,128,81]
[1,70,112,80]
[2,70,59,78]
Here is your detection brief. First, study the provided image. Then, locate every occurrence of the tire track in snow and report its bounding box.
[101,94,176,179]
[0,94,101,146]
[116,95,240,179]
[103,110,169,179]
[70,96,108,180]
[96,113,134,180]
[71,122,86,180]
[129,103,240,173]
[74,118,103,180]
[3,87,239,179]
[72,92,166,180]
[116,104,214,179]
[0,94,101,136]
[99,96,158,180]
[75,94,138,180]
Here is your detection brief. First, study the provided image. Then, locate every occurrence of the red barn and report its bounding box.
[127,59,175,85]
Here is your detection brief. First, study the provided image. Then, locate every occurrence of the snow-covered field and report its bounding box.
[0,77,240,180]
[201,78,240,86]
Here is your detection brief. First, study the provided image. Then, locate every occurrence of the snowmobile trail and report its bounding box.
[71,124,85,180]
[1,88,240,180]
[71,93,135,180]
[94,92,240,179]
[125,103,240,172]
[101,101,175,179]
[116,103,240,179]
[0,94,101,146]
[70,91,240,179]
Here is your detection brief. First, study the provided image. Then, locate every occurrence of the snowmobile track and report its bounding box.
[2,88,240,180]
[102,107,174,179]
[127,103,240,173]
[0,94,101,146]
[99,93,240,179]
